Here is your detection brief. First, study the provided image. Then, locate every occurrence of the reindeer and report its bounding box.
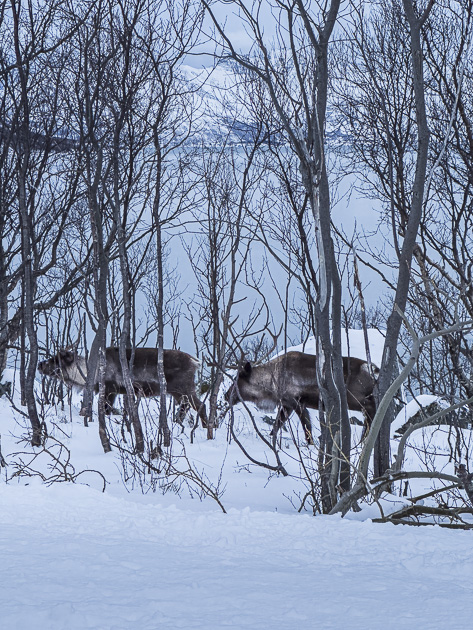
[38,347,208,427]
[225,352,378,444]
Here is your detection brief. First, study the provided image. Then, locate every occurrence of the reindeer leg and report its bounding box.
[271,405,290,446]
[174,395,190,425]
[105,391,118,415]
[296,403,314,445]
[361,395,376,440]
[190,394,208,428]
[173,394,207,428]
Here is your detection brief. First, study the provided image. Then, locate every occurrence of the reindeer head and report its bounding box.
[224,362,252,405]
[38,349,77,380]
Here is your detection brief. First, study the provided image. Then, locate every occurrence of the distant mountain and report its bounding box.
[180,62,271,146]
[0,61,348,153]
[180,62,350,149]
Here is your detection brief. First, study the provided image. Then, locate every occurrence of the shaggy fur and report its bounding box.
[38,348,207,427]
[225,352,378,444]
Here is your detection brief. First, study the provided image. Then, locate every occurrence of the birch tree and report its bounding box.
[1,0,80,445]
[331,0,469,477]
[203,0,350,511]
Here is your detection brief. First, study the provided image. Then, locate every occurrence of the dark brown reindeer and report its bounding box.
[38,348,208,427]
[225,352,378,444]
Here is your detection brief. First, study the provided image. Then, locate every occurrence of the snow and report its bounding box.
[1,331,473,629]
[180,63,258,146]
[284,327,386,367]
[391,394,447,434]
[2,483,473,630]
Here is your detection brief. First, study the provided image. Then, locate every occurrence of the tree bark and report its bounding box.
[374,0,432,476]
[12,0,42,446]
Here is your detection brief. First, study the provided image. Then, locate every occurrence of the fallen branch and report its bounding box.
[330,469,460,516]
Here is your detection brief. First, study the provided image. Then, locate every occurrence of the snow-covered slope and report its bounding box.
[179,61,345,148]
[282,328,385,366]
[1,329,473,629]
[2,481,473,630]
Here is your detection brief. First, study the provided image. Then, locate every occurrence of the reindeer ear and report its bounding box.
[60,350,75,365]
[238,362,252,380]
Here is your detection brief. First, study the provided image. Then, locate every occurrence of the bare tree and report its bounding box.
[142,0,203,448]
[331,0,443,477]
[405,1,473,409]
[70,0,119,452]
[204,0,354,511]
[330,310,473,518]
[1,0,82,445]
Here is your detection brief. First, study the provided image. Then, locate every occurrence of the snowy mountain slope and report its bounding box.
[179,62,345,148]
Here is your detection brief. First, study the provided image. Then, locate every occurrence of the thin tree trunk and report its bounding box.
[84,145,111,453]
[152,132,170,448]
[0,237,9,380]
[374,0,432,477]
[13,1,42,446]
[112,125,144,453]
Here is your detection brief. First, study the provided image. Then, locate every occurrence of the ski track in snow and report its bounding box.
[1,483,472,630]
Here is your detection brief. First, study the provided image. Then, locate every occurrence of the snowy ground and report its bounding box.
[3,482,473,630]
[2,332,473,629]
